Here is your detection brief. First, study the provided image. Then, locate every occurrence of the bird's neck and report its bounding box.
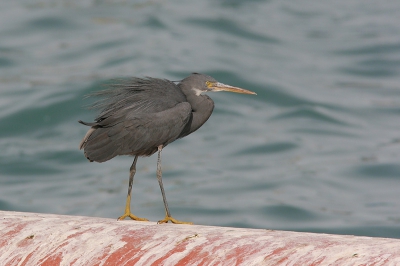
[179,85,214,137]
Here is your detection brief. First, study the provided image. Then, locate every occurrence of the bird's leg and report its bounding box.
[156,145,193,225]
[118,155,148,221]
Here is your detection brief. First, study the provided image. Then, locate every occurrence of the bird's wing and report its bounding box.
[91,77,187,122]
[81,102,192,162]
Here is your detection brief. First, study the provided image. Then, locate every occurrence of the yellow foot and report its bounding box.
[157,215,193,225]
[117,213,149,221]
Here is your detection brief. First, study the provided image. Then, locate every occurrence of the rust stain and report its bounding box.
[102,227,155,264]
[40,254,63,266]
[0,222,30,247]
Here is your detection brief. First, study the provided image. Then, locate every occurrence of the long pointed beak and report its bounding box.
[208,82,257,95]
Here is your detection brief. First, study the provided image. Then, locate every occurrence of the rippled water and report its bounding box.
[1,1,400,238]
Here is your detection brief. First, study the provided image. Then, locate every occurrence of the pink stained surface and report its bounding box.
[1,211,400,265]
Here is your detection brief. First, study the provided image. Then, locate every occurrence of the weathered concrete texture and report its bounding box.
[1,211,399,265]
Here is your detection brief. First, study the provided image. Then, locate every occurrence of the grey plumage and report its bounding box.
[79,77,196,161]
[78,73,256,224]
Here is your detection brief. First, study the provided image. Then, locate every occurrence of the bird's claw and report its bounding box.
[157,215,193,225]
[118,213,149,222]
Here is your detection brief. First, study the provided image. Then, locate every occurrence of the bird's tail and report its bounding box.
[79,121,120,162]
[78,120,96,150]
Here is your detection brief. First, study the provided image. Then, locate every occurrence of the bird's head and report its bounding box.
[181,73,257,96]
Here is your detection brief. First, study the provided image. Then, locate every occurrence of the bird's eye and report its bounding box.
[205,81,213,88]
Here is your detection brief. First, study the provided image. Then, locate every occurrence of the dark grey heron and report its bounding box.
[79,73,256,224]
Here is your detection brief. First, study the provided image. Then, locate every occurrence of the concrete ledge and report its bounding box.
[1,211,399,265]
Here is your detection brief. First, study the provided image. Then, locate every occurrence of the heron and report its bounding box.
[79,73,256,224]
